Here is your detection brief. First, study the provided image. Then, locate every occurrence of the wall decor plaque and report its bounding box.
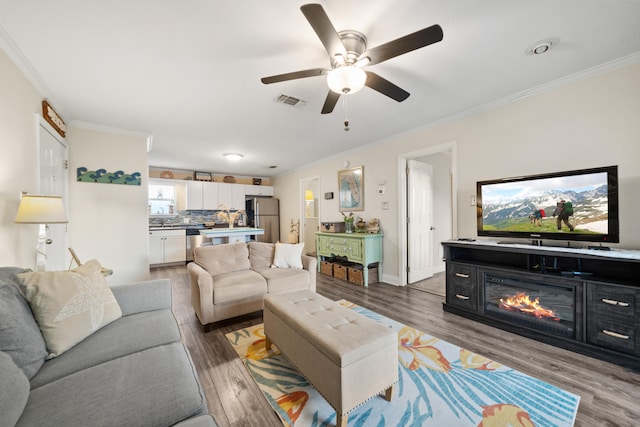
[42,100,66,137]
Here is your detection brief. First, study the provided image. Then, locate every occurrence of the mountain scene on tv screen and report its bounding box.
[482,185,608,234]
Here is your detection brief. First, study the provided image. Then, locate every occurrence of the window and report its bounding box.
[148,184,176,215]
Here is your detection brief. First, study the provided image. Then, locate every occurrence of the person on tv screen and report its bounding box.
[553,199,574,232]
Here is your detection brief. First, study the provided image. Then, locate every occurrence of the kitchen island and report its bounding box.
[199,227,264,245]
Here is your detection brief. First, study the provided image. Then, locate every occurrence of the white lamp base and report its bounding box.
[35,224,48,272]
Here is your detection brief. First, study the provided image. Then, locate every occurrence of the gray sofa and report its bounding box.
[188,241,317,327]
[0,267,216,427]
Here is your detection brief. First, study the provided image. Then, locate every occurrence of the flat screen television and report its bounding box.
[476,165,619,243]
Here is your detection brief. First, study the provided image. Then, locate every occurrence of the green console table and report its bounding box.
[316,232,383,286]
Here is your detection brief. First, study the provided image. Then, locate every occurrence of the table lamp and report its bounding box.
[15,194,68,271]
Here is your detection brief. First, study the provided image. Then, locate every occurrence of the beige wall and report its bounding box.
[67,124,150,284]
[0,49,150,282]
[0,49,43,267]
[274,62,640,284]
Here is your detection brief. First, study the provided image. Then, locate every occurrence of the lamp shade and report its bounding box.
[305,190,314,201]
[327,66,367,94]
[15,195,68,224]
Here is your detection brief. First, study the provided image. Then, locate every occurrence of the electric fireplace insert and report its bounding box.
[483,274,576,338]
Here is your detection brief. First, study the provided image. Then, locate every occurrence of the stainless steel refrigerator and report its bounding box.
[245,197,279,243]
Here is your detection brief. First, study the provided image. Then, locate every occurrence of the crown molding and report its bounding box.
[446,51,640,124]
[0,23,64,112]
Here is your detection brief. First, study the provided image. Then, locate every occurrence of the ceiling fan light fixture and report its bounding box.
[327,66,366,95]
[223,153,243,161]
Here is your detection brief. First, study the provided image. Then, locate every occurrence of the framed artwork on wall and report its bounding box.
[338,166,364,211]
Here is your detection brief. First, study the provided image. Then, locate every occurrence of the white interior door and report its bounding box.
[39,120,69,271]
[407,159,434,283]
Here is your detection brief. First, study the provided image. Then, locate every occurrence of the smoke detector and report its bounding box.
[275,94,307,108]
[525,37,559,55]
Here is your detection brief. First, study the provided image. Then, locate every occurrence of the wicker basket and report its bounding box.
[320,261,334,276]
[347,264,379,286]
[333,263,349,281]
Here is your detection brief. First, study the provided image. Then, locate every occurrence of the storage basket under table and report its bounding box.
[347,264,379,286]
[320,261,334,276]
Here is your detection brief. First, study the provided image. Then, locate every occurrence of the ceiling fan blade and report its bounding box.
[321,91,340,114]
[300,4,347,59]
[365,71,410,102]
[261,68,327,84]
[361,24,443,66]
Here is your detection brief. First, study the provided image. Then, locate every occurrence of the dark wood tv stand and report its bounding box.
[442,240,640,370]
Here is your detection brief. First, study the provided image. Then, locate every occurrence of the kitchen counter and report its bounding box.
[199,227,264,244]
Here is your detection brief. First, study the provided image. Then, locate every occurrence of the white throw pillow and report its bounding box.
[17,260,122,357]
[272,242,304,269]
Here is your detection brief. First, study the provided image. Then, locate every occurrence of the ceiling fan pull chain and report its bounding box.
[343,95,350,132]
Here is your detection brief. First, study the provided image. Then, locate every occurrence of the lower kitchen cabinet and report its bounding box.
[149,229,186,265]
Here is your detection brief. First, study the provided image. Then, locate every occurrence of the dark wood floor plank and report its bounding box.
[151,265,640,427]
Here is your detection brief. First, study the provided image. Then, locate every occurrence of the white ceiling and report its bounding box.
[2,1,639,177]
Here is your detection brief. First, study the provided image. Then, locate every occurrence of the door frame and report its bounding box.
[36,114,69,270]
[300,176,321,251]
[397,141,457,286]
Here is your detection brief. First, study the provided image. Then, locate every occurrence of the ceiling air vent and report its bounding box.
[275,94,306,108]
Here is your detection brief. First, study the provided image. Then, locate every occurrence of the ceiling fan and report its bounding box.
[261,3,443,115]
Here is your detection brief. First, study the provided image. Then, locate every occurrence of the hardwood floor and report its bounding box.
[151,265,640,427]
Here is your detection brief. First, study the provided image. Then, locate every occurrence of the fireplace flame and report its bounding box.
[499,293,559,321]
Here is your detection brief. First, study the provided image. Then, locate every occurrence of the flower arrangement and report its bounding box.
[216,204,244,228]
[341,212,354,233]
[341,212,354,223]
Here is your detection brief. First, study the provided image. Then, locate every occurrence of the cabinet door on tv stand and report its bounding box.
[586,282,639,356]
[446,262,478,311]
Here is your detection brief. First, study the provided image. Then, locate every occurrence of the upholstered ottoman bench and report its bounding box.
[264,290,398,427]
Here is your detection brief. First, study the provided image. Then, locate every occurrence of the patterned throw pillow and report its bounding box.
[17,260,122,357]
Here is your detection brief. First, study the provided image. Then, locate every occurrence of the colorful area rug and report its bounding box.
[225,300,579,427]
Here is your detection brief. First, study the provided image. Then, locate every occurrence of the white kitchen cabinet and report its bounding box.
[218,182,246,210]
[149,229,186,265]
[186,181,219,209]
[185,181,204,210]
[202,182,219,209]
[245,184,274,196]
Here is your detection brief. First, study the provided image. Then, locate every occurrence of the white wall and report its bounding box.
[274,61,640,284]
[67,124,150,283]
[0,49,43,267]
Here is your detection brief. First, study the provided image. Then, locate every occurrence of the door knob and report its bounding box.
[45,238,53,244]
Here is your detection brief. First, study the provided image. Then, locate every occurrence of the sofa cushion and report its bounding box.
[0,267,48,378]
[30,308,181,388]
[17,260,122,357]
[272,242,304,269]
[16,342,207,427]
[212,270,267,304]
[257,267,311,294]
[248,241,275,270]
[0,351,30,426]
[194,242,251,276]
